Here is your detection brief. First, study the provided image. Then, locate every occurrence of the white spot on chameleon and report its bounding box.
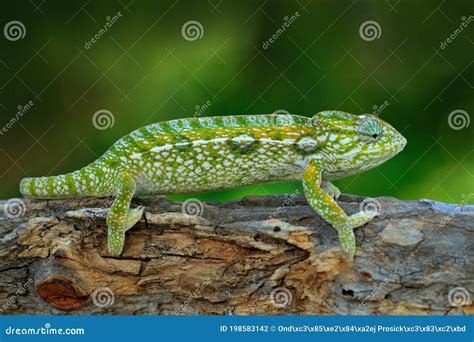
[298,137,318,151]
[151,144,173,152]
[281,139,296,145]
[233,134,253,142]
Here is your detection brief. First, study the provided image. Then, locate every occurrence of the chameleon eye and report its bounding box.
[357,118,382,143]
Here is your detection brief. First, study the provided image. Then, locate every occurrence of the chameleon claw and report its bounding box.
[347,210,378,229]
[125,206,145,231]
[321,181,341,200]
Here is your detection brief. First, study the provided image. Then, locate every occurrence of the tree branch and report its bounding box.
[0,194,472,315]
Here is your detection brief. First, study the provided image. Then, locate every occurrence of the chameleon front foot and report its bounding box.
[347,210,378,229]
[303,159,380,261]
[338,225,356,261]
[338,211,377,260]
[321,181,341,199]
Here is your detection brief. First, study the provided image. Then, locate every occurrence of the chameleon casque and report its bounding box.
[19,111,406,259]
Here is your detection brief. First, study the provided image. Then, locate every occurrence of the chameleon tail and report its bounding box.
[19,162,109,199]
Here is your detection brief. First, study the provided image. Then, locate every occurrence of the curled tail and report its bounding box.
[20,162,112,199]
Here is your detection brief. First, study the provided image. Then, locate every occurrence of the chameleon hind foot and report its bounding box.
[107,206,144,256]
[106,172,141,256]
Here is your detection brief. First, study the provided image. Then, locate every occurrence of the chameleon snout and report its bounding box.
[398,135,407,149]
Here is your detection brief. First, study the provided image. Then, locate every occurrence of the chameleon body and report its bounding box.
[19,111,406,258]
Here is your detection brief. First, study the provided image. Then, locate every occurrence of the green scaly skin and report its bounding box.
[19,111,407,258]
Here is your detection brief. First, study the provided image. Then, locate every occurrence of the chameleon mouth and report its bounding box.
[395,136,407,152]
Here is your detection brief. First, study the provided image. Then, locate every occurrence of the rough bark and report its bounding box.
[0,193,472,315]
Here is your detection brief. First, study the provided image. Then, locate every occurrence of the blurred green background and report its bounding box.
[0,0,472,203]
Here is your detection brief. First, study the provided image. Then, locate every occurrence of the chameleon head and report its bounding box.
[313,111,407,179]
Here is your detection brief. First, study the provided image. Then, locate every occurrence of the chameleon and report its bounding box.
[19,111,406,259]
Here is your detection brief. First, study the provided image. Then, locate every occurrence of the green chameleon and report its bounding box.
[19,111,406,258]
